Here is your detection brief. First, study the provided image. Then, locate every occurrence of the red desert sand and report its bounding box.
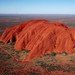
[0,19,75,61]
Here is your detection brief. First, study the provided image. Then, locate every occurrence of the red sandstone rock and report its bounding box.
[0,20,75,61]
[0,20,41,43]
[14,20,49,50]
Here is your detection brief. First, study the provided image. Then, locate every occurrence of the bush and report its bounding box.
[50,52,56,56]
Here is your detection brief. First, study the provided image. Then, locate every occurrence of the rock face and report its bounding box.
[0,20,75,61]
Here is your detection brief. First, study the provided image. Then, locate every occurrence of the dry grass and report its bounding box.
[0,42,75,75]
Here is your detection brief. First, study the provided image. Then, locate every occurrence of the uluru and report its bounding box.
[0,19,75,61]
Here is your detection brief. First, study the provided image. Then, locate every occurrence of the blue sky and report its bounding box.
[0,0,75,14]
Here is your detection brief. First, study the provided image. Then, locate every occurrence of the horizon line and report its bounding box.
[0,13,75,15]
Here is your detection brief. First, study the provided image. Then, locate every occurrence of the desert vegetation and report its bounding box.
[0,42,75,75]
[0,19,75,75]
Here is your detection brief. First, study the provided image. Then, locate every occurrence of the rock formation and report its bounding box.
[0,20,75,61]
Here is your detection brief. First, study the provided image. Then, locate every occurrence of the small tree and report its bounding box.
[50,52,56,56]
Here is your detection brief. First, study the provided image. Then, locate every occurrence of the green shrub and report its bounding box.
[50,52,56,56]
